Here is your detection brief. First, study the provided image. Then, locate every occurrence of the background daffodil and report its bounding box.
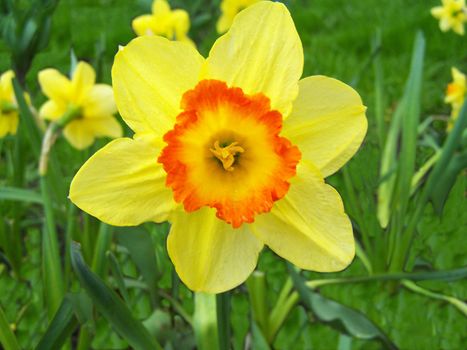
[38,61,122,150]
[0,70,20,138]
[132,0,194,45]
[217,0,261,33]
[445,66,466,129]
[70,2,367,293]
[431,0,466,35]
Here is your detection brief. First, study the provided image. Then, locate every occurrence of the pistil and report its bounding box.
[210,140,245,171]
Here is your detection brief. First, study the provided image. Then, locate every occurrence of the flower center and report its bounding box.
[210,140,245,172]
[158,79,301,228]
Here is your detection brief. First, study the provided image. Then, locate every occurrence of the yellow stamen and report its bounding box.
[210,140,245,171]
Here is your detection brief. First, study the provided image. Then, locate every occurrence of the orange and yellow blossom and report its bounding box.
[445,67,466,129]
[132,0,194,45]
[70,2,367,293]
[431,0,466,35]
[38,61,122,150]
[217,0,261,33]
[0,70,20,138]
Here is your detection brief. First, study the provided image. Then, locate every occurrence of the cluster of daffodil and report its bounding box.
[445,67,466,129]
[431,0,467,35]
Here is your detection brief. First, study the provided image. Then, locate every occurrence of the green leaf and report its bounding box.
[116,227,160,307]
[0,305,20,350]
[35,295,79,350]
[289,266,397,349]
[430,101,467,214]
[0,186,43,204]
[71,242,162,350]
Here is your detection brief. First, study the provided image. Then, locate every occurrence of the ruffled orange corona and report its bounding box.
[159,80,301,227]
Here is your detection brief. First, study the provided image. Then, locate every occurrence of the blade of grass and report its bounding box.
[71,242,162,350]
[0,186,43,204]
[0,305,20,350]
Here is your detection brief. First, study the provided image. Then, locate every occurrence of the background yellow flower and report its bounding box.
[38,61,122,149]
[431,0,466,35]
[0,70,20,138]
[445,66,466,129]
[217,0,262,33]
[132,0,194,46]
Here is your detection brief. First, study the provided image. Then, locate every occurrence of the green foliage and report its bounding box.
[0,0,466,349]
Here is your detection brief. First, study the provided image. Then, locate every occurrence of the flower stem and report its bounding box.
[216,292,231,350]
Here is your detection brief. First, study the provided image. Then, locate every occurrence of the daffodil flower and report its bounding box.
[445,67,466,129]
[38,61,122,150]
[132,0,194,46]
[70,2,367,293]
[217,0,261,33]
[0,70,20,138]
[431,0,467,35]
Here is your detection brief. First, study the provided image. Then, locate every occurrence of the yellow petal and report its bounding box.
[38,68,72,103]
[0,70,15,101]
[112,36,204,139]
[204,1,303,116]
[168,207,263,293]
[39,100,67,121]
[171,9,191,40]
[0,113,18,137]
[152,0,171,15]
[72,62,96,103]
[70,137,176,225]
[283,76,367,177]
[252,162,355,272]
[82,84,117,118]
[83,116,123,139]
[63,120,95,149]
[132,15,155,36]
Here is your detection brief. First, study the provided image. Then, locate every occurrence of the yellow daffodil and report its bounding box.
[0,70,20,138]
[217,0,261,33]
[38,61,122,150]
[431,0,466,35]
[445,67,466,129]
[70,2,367,293]
[132,0,194,45]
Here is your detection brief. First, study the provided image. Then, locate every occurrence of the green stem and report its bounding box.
[216,292,231,350]
[40,175,64,320]
[194,293,219,350]
[246,271,268,337]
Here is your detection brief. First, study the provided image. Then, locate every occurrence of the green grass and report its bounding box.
[0,0,466,349]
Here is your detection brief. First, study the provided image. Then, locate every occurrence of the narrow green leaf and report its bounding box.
[402,280,467,317]
[289,266,397,349]
[306,266,467,289]
[377,32,425,228]
[251,321,271,350]
[194,292,219,350]
[106,251,131,304]
[71,242,162,350]
[0,186,43,204]
[0,305,20,350]
[91,223,113,277]
[116,227,159,307]
[35,295,79,350]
